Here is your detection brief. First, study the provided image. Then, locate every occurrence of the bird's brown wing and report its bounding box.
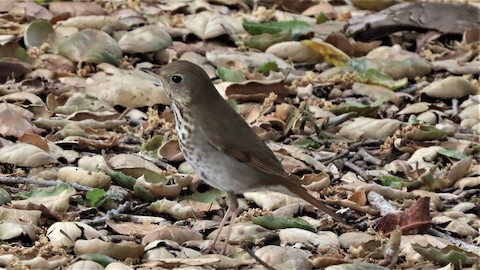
[201,127,287,179]
[196,96,288,179]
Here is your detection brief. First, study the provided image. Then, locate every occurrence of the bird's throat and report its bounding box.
[172,103,194,145]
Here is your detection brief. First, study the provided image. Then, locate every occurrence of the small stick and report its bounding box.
[242,244,277,270]
[344,160,370,181]
[0,176,92,192]
[358,148,383,165]
[83,201,132,226]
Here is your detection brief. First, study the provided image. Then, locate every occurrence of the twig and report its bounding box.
[326,198,380,216]
[451,98,459,116]
[252,0,259,11]
[117,108,131,120]
[83,201,132,226]
[0,176,92,192]
[107,235,136,242]
[242,245,277,270]
[453,132,480,141]
[357,184,417,200]
[344,160,370,181]
[135,153,176,171]
[131,202,149,212]
[358,148,383,165]
[367,191,399,216]
[349,139,383,150]
[320,150,349,164]
[397,81,428,94]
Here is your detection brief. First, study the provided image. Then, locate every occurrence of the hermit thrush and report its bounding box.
[144,61,346,253]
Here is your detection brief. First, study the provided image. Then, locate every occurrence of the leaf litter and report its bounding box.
[0,0,479,269]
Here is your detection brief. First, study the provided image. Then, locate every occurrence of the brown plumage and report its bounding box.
[144,60,346,253]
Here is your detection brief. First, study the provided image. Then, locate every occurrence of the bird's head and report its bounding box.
[143,61,211,106]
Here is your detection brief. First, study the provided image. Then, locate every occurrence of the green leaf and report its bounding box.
[79,254,116,267]
[350,0,395,11]
[437,148,468,160]
[292,138,319,149]
[356,69,408,90]
[283,106,301,134]
[141,135,164,152]
[420,167,436,186]
[406,125,448,141]
[316,13,329,24]
[254,61,279,75]
[24,20,57,52]
[408,114,418,124]
[370,97,385,107]
[16,183,74,199]
[242,19,312,41]
[252,216,315,232]
[106,168,136,190]
[412,243,476,267]
[237,32,291,51]
[143,171,168,184]
[86,188,106,207]
[472,144,480,154]
[380,175,422,190]
[348,58,372,73]
[0,43,30,62]
[133,185,156,203]
[181,189,226,203]
[330,100,383,117]
[216,66,245,82]
[0,187,11,206]
[178,161,195,174]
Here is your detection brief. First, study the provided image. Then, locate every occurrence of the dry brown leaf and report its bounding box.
[0,109,43,138]
[142,225,203,246]
[376,197,431,235]
[74,239,144,260]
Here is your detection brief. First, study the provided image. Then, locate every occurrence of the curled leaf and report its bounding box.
[58,29,122,65]
[301,38,350,66]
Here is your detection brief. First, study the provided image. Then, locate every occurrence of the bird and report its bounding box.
[143,60,346,254]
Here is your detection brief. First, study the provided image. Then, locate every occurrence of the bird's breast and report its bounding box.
[171,103,188,136]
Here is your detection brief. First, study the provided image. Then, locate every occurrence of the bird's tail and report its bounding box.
[284,178,348,225]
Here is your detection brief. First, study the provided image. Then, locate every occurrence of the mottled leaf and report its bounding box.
[253,216,315,232]
[217,66,245,82]
[242,19,312,41]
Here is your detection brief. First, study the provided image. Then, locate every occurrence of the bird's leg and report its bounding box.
[220,192,240,255]
[210,204,232,248]
[209,192,238,254]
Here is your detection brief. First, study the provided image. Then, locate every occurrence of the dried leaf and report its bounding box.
[58,29,122,65]
[376,197,431,235]
[301,39,350,67]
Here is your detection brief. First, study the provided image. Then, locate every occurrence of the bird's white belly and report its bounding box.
[183,139,253,192]
[181,137,261,194]
[173,104,259,193]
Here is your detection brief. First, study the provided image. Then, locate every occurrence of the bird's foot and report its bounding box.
[202,240,230,255]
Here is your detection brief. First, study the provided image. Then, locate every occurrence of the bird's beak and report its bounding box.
[139,67,158,78]
[138,67,165,88]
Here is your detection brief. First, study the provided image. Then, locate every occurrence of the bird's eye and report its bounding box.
[171,75,183,84]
